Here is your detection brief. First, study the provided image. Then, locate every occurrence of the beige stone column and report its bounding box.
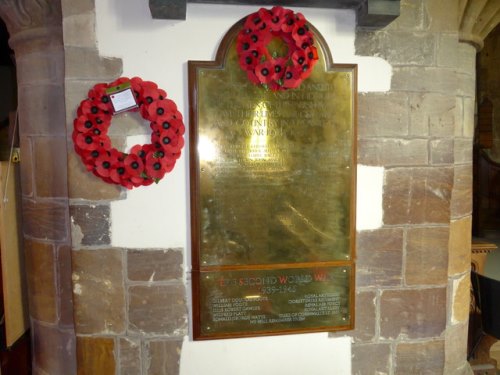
[0,0,76,373]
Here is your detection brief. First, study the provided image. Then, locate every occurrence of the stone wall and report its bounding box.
[331,0,475,374]
[62,0,188,373]
[0,0,77,373]
[61,0,476,373]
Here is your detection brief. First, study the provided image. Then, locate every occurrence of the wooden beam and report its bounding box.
[357,0,400,27]
[148,0,400,28]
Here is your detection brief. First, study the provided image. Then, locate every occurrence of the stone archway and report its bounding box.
[0,0,76,374]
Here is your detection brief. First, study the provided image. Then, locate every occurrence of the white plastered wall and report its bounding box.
[95,2,389,374]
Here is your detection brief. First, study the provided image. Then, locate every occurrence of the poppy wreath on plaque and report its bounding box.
[72,77,185,189]
[236,6,319,91]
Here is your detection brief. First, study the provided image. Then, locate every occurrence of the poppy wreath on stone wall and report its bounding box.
[236,6,319,91]
[72,77,185,189]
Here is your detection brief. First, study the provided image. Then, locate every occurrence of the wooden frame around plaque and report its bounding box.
[189,17,357,340]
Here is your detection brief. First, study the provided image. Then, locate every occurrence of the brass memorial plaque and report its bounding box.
[189,19,357,339]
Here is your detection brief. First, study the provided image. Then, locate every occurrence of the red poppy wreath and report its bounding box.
[72,77,185,189]
[236,6,319,91]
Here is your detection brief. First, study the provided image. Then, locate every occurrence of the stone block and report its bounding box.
[70,204,110,247]
[451,274,470,324]
[405,226,449,286]
[350,290,377,343]
[444,322,469,373]
[430,138,454,165]
[356,228,403,287]
[454,138,473,164]
[63,13,96,48]
[392,67,475,96]
[127,248,183,282]
[24,239,57,323]
[356,30,435,66]
[77,336,115,375]
[143,339,183,375]
[22,197,69,241]
[380,287,446,339]
[395,340,445,374]
[61,0,95,17]
[119,337,141,375]
[384,0,428,31]
[19,136,33,197]
[65,47,122,80]
[67,149,122,200]
[65,80,98,120]
[128,284,187,336]
[18,84,66,136]
[437,33,476,74]
[463,97,475,138]
[16,49,64,85]
[33,136,68,198]
[451,164,472,219]
[383,167,453,225]
[351,343,391,375]
[72,249,126,334]
[358,138,428,166]
[409,93,459,137]
[32,322,76,374]
[57,244,75,327]
[448,216,471,276]
[358,92,409,137]
[424,0,459,32]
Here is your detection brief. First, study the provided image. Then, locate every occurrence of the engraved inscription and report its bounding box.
[197,42,354,267]
[200,267,351,335]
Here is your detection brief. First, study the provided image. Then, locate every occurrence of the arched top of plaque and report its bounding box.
[188,14,354,90]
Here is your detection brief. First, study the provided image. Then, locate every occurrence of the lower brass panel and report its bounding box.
[197,265,351,338]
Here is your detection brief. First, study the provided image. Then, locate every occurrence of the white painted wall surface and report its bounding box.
[95,2,390,374]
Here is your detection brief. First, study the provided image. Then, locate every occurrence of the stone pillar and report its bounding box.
[342,0,476,374]
[0,0,76,373]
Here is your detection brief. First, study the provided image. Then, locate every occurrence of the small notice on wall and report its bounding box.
[106,82,138,114]
[189,19,357,340]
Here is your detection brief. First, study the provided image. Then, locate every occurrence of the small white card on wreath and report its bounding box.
[106,82,138,114]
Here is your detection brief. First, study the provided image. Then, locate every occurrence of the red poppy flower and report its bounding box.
[255,61,276,84]
[304,46,319,62]
[94,151,119,178]
[110,77,131,87]
[269,57,287,81]
[75,133,107,151]
[130,144,154,162]
[77,99,105,117]
[152,129,184,154]
[74,115,111,136]
[87,83,113,112]
[147,99,178,121]
[282,66,303,89]
[145,153,168,180]
[123,153,145,177]
[79,148,108,170]
[109,160,131,185]
[237,34,256,55]
[151,117,185,136]
[268,6,292,32]
[243,9,267,31]
[239,51,259,71]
